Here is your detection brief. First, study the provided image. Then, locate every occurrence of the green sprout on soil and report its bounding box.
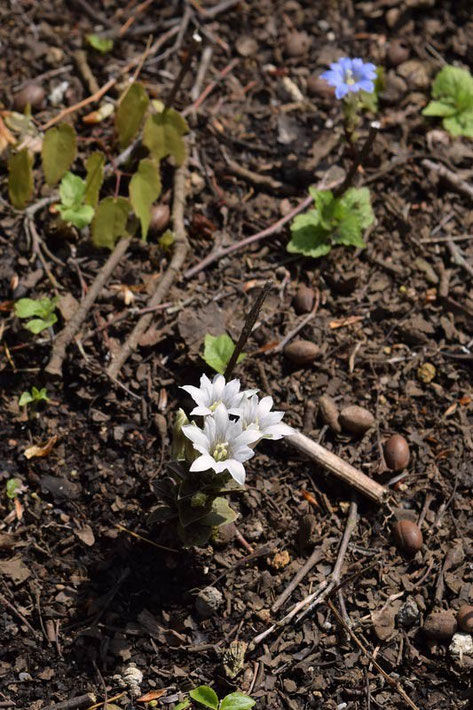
[203,334,246,375]
[56,172,95,229]
[288,186,374,258]
[86,33,114,54]
[6,478,22,500]
[19,386,49,409]
[14,296,58,334]
[175,686,255,710]
[422,65,473,138]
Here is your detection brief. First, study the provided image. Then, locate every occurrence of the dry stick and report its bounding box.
[224,280,273,379]
[45,237,131,376]
[422,158,473,201]
[0,592,39,638]
[286,432,389,505]
[182,57,239,117]
[327,599,420,710]
[271,548,324,613]
[106,156,189,379]
[45,694,97,710]
[446,237,473,280]
[164,32,202,111]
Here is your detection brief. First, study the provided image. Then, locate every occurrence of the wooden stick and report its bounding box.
[45,693,96,710]
[287,431,389,504]
[423,158,473,201]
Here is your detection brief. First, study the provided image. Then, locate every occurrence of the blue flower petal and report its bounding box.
[358,79,375,93]
[335,84,349,99]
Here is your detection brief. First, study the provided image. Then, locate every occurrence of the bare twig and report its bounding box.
[0,593,39,638]
[220,147,284,192]
[73,50,99,95]
[287,432,389,504]
[45,694,96,710]
[422,159,473,201]
[333,122,379,198]
[165,32,201,110]
[446,238,473,280]
[106,152,189,379]
[271,548,324,613]
[182,58,239,117]
[224,280,272,379]
[45,237,131,376]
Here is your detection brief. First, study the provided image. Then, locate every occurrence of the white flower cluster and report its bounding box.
[181,374,293,485]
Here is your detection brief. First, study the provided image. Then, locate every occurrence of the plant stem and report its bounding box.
[224,280,273,379]
[333,121,379,198]
[164,33,201,110]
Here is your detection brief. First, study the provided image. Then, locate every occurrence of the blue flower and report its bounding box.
[321,57,377,100]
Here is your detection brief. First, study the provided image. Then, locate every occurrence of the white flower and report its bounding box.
[181,373,257,417]
[182,404,260,485]
[239,395,294,441]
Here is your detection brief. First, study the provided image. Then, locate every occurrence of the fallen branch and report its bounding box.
[46,694,96,710]
[45,237,131,376]
[106,153,189,379]
[271,548,324,613]
[287,431,389,505]
[422,158,473,201]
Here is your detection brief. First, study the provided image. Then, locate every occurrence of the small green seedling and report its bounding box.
[175,686,255,710]
[6,478,22,500]
[86,34,113,54]
[57,172,95,229]
[423,65,473,138]
[19,386,49,408]
[14,297,58,334]
[288,186,374,258]
[203,334,246,375]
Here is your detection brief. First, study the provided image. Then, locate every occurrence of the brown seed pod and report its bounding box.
[318,394,341,434]
[13,83,45,112]
[457,605,473,633]
[284,339,319,366]
[386,39,410,66]
[285,31,311,57]
[393,519,423,555]
[339,405,375,435]
[149,204,170,234]
[423,611,458,641]
[293,284,315,314]
[384,434,410,472]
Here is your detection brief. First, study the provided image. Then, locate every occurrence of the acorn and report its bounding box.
[423,611,457,641]
[393,519,423,555]
[13,83,45,112]
[339,405,375,435]
[149,204,170,234]
[293,284,315,314]
[284,340,319,366]
[384,434,410,472]
[457,605,473,634]
[319,394,341,434]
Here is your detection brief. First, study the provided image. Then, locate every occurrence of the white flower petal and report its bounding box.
[190,454,216,472]
[225,459,246,485]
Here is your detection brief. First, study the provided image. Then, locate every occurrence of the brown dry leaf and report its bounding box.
[137,689,167,702]
[74,525,95,546]
[24,434,58,459]
[329,315,364,329]
[0,115,16,154]
[0,556,31,585]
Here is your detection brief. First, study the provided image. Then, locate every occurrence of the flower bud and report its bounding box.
[171,409,192,461]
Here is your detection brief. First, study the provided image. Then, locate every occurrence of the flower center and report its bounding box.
[212,441,228,461]
[344,68,356,85]
[209,400,221,412]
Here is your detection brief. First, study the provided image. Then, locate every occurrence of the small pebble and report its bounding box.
[244,518,264,541]
[457,605,473,633]
[13,83,45,112]
[195,586,223,619]
[386,39,410,66]
[269,549,290,570]
[293,284,315,314]
[284,339,319,366]
[423,611,457,641]
[236,36,258,57]
[384,434,410,472]
[393,519,423,555]
[397,598,420,627]
[339,405,374,435]
[149,204,170,233]
[318,394,341,434]
[285,31,311,57]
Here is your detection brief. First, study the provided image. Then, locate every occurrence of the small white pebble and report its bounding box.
[449,633,473,664]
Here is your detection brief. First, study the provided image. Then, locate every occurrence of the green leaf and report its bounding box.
[422,100,457,118]
[58,204,95,229]
[32,386,48,401]
[41,123,77,186]
[309,189,335,231]
[6,479,21,500]
[115,82,149,149]
[189,686,219,709]
[129,158,162,240]
[177,521,212,548]
[159,229,175,251]
[59,172,86,208]
[84,152,105,207]
[220,692,256,710]
[19,391,34,406]
[143,108,189,166]
[92,196,130,250]
[174,701,191,710]
[24,313,57,333]
[288,210,332,258]
[203,334,245,375]
[422,65,473,137]
[334,213,366,248]
[15,298,47,319]
[337,187,374,230]
[178,493,214,528]
[199,497,238,527]
[86,33,113,54]
[8,149,34,208]
[444,112,473,138]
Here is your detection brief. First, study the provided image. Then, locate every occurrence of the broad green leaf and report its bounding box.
[58,204,94,229]
[200,497,238,527]
[143,108,189,166]
[422,100,457,118]
[24,313,57,333]
[15,298,47,319]
[84,152,105,207]
[31,386,48,401]
[337,187,374,230]
[444,112,473,138]
[189,686,219,709]
[115,82,149,148]
[174,701,191,710]
[86,34,113,54]
[334,213,366,248]
[309,189,335,231]
[220,692,256,710]
[19,392,33,406]
[41,123,77,186]
[92,197,130,250]
[8,149,34,208]
[59,172,86,208]
[159,229,175,251]
[129,158,161,240]
[6,478,21,499]
[177,493,213,528]
[203,333,245,375]
[423,65,473,137]
[177,521,212,548]
[288,211,332,258]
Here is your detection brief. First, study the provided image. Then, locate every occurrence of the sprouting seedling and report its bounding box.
[6,478,23,500]
[422,64,473,138]
[56,172,95,229]
[175,686,256,710]
[19,386,49,409]
[14,296,58,334]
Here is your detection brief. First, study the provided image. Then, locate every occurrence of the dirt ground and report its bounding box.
[1,0,473,708]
